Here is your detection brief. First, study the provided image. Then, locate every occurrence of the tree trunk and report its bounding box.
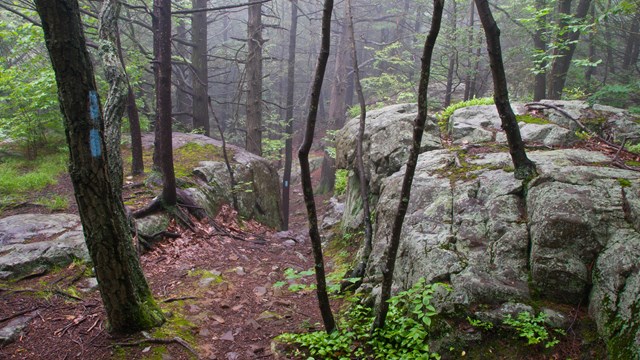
[154,0,177,206]
[192,0,210,136]
[282,0,298,231]
[34,0,164,333]
[113,13,144,176]
[298,0,336,333]
[344,0,373,289]
[464,0,476,101]
[474,0,537,180]
[318,2,351,194]
[246,2,263,155]
[547,0,592,99]
[532,0,547,101]
[372,0,444,331]
[174,22,192,130]
[444,0,458,107]
[622,13,640,70]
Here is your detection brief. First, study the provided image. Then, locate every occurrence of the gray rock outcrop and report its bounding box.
[143,133,283,229]
[0,214,89,280]
[335,103,640,358]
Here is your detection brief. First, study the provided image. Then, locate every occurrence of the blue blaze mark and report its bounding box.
[89,91,100,123]
[90,129,102,157]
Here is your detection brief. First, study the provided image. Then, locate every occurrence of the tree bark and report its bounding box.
[372,0,444,331]
[344,0,373,289]
[444,0,458,107]
[282,0,298,231]
[154,0,177,206]
[192,0,210,136]
[34,0,164,333]
[547,0,592,99]
[464,0,476,101]
[246,2,263,155]
[298,0,336,333]
[532,0,547,101]
[318,0,351,194]
[475,0,537,180]
[622,13,640,70]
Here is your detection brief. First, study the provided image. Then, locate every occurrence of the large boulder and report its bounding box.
[142,133,283,229]
[449,100,640,149]
[0,214,90,280]
[334,103,640,357]
[335,104,442,229]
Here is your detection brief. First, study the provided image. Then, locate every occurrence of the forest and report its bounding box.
[0,0,639,359]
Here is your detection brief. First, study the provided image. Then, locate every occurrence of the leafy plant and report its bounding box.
[334,169,349,196]
[467,316,494,331]
[278,279,445,359]
[502,311,564,348]
[588,81,640,109]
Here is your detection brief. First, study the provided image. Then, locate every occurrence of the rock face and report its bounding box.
[336,102,640,358]
[448,100,640,149]
[0,214,90,280]
[144,133,283,229]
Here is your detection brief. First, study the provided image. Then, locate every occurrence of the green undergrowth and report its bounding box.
[278,279,446,359]
[0,151,67,212]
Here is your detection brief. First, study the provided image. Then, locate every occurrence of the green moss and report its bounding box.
[618,178,632,187]
[516,114,551,125]
[187,268,223,282]
[141,345,168,360]
[625,160,640,167]
[173,143,226,179]
[152,305,197,346]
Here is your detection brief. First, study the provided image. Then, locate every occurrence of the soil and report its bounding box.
[0,150,337,360]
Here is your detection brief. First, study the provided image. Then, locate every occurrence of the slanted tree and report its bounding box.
[474,0,537,180]
[372,0,445,331]
[298,0,336,333]
[34,0,164,333]
[318,0,350,194]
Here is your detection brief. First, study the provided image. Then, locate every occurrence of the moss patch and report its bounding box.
[516,114,551,125]
[173,143,227,179]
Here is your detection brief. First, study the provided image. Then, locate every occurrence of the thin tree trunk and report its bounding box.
[622,13,640,70]
[113,14,144,176]
[246,2,263,155]
[547,0,592,99]
[208,97,238,211]
[464,0,476,101]
[154,0,177,206]
[318,2,350,194]
[344,0,373,289]
[532,0,547,101]
[444,0,458,107]
[372,0,445,331]
[298,0,336,334]
[35,0,164,333]
[475,0,537,180]
[282,0,298,231]
[192,0,210,136]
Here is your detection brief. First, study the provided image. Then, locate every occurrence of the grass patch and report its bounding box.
[0,152,66,195]
[34,194,69,211]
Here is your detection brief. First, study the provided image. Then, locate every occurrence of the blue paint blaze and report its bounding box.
[89,129,102,158]
[89,91,100,123]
